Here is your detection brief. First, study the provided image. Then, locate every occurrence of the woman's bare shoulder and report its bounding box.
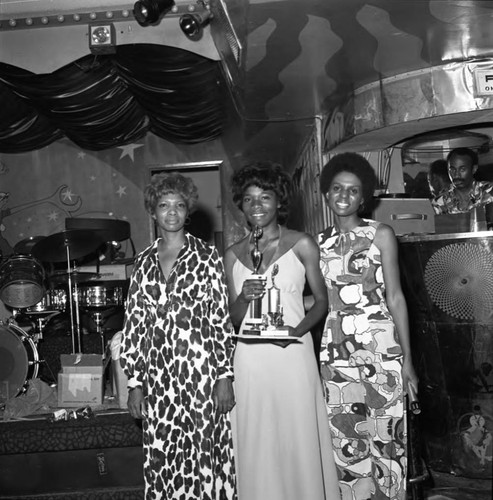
[375,221,396,238]
[281,228,317,255]
[374,222,398,249]
[226,235,249,253]
[225,236,250,266]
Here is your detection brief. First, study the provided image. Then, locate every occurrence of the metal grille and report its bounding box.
[424,243,493,320]
[210,0,242,65]
[209,0,244,109]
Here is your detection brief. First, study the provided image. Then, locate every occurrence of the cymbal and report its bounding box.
[14,236,46,255]
[49,270,99,285]
[65,218,130,242]
[112,257,134,265]
[31,230,103,262]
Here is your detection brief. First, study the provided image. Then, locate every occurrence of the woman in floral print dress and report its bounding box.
[317,153,418,500]
[120,172,237,500]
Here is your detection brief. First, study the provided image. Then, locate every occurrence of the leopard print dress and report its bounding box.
[120,233,237,500]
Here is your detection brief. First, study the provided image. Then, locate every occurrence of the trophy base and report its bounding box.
[236,329,298,341]
[250,274,267,281]
[246,317,264,325]
[261,328,289,336]
[242,327,290,337]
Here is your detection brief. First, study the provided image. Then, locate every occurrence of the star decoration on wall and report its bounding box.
[62,188,74,201]
[48,211,59,222]
[118,143,144,161]
[78,151,86,159]
[117,186,127,197]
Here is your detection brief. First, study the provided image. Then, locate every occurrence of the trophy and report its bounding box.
[244,227,288,336]
[247,225,265,325]
[267,264,285,329]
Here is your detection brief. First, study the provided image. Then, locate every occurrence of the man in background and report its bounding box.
[428,158,451,198]
[431,147,493,222]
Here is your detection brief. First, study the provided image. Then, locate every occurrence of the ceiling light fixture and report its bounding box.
[89,23,116,54]
[133,0,175,26]
[179,9,211,40]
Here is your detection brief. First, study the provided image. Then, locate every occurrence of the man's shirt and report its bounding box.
[431,180,493,214]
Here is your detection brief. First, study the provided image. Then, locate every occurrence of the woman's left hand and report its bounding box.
[271,325,300,347]
[213,378,235,414]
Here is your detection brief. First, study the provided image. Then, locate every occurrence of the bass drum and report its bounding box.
[0,324,39,404]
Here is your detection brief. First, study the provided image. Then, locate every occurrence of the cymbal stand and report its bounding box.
[89,310,107,359]
[31,311,60,343]
[73,281,82,351]
[64,245,82,354]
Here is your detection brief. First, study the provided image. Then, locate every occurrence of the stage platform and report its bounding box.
[0,399,490,500]
[0,408,144,499]
[0,323,489,500]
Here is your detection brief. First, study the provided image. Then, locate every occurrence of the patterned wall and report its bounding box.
[0,135,230,261]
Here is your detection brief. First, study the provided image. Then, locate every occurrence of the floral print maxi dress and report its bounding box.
[318,219,407,500]
[120,233,237,500]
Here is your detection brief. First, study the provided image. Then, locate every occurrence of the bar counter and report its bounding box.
[399,229,492,242]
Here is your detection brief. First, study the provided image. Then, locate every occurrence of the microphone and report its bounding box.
[407,383,421,415]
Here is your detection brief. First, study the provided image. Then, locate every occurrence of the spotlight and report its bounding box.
[179,10,211,40]
[133,0,175,26]
[88,24,116,54]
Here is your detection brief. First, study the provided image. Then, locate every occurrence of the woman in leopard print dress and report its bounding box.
[120,172,237,500]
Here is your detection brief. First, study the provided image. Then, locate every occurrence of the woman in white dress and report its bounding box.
[224,161,340,500]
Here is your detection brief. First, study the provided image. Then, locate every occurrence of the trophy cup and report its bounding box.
[267,264,284,329]
[262,263,289,335]
[244,228,288,336]
[246,225,266,329]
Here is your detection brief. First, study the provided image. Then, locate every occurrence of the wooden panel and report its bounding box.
[0,446,143,497]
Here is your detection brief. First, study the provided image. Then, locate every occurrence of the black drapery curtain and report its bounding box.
[0,44,226,153]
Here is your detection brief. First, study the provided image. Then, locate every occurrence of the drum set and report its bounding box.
[0,223,131,405]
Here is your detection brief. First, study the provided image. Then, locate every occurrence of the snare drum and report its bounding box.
[0,324,39,403]
[0,255,45,309]
[25,288,67,314]
[79,285,124,309]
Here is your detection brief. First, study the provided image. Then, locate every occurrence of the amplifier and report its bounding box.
[373,198,435,235]
[77,264,131,281]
